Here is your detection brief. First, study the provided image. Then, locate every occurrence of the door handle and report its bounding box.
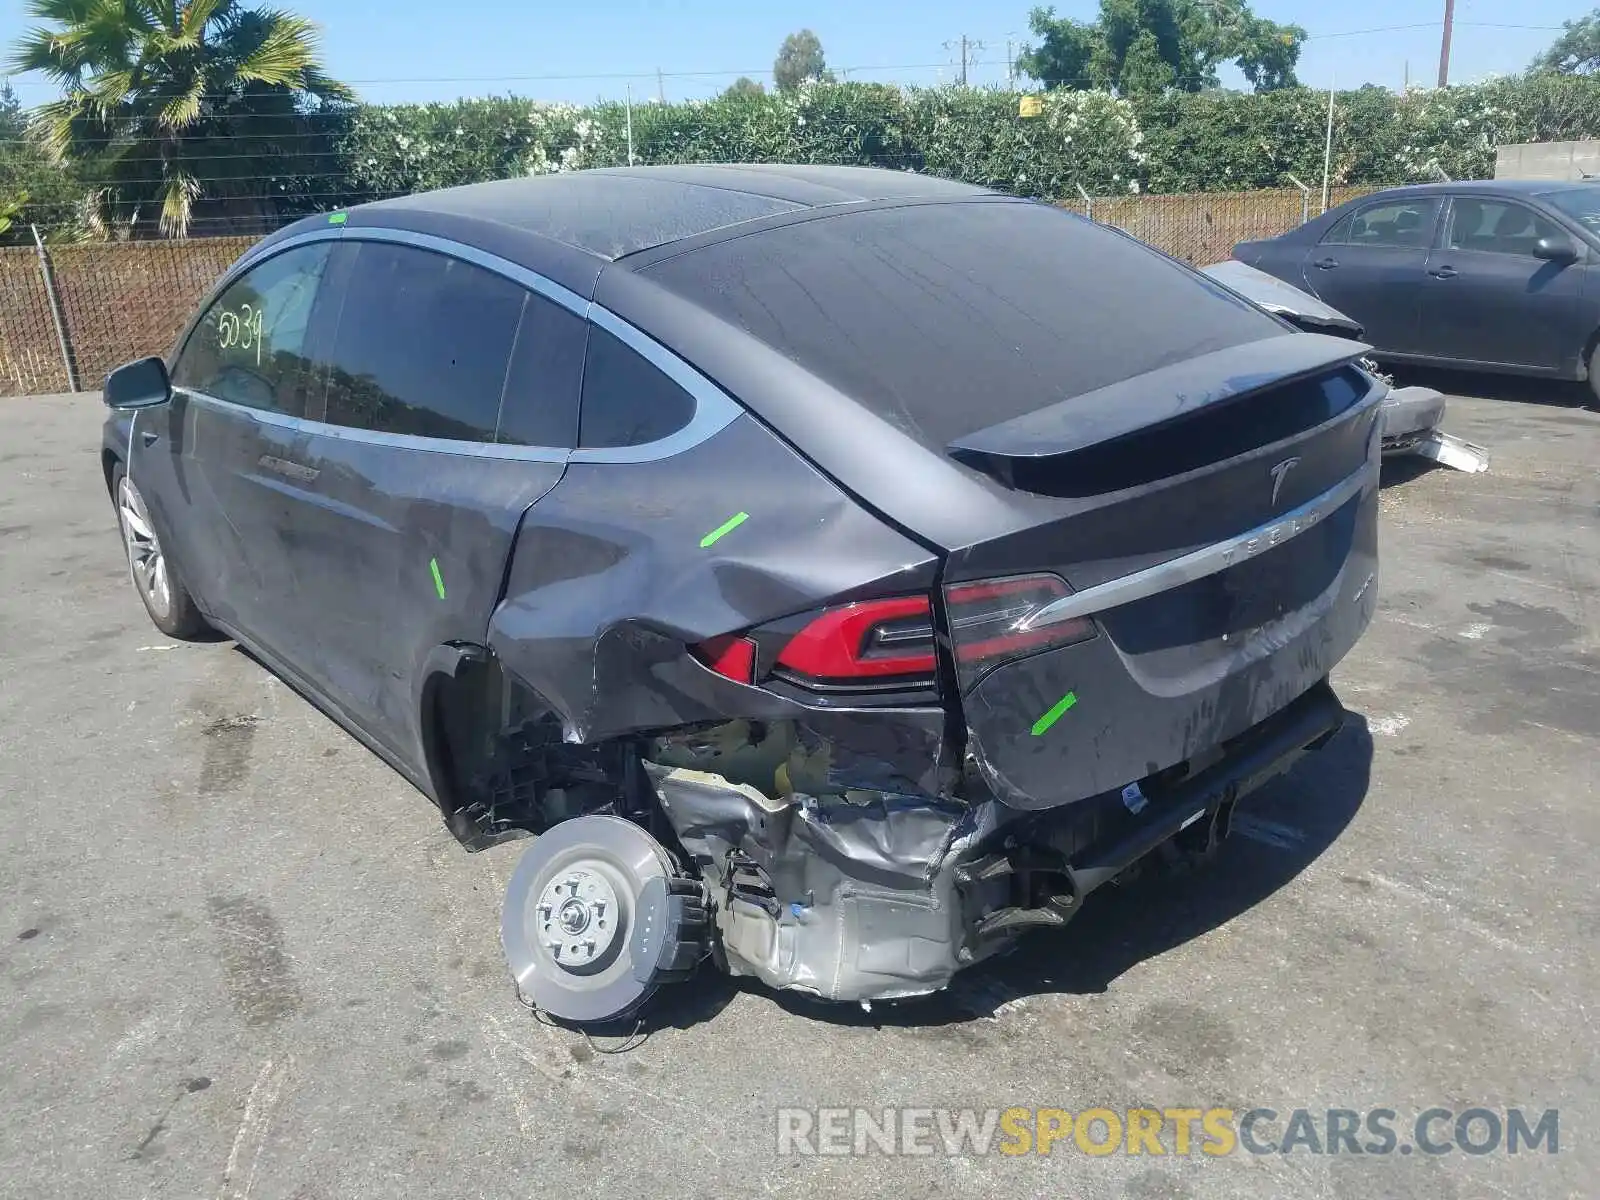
[140,430,160,447]
[1313,257,1338,270]
[1428,266,1458,279]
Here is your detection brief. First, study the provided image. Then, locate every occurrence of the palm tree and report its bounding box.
[9,0,352,237]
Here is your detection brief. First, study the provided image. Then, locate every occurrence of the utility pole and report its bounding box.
[625,84,635,165]
[1437,0,1455,87]
[1006,39,1014,87]
[943,36,984,86]
[656,68,666,105]
[1320,80,1336,214]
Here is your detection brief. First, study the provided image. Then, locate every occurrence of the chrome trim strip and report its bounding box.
[1020,463,1376,630]
[214,396,570,463]
[193,224,745,464]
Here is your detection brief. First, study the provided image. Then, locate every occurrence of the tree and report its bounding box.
[8,0,352,238]
[774,29,830,92]
[723,76,766,100]
[1531,9,1600,75]
[1,78,88,242]
[1017,0,1304,96]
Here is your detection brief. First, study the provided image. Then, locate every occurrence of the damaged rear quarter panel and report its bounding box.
[485,411,947,772]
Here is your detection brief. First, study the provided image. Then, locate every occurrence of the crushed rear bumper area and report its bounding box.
[1380,385,1490,473]
[646,680,1347,1004]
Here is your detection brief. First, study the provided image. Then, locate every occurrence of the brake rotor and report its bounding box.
[500,814,707,1024]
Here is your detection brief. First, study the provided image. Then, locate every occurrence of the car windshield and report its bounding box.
[1543,186,1600,233]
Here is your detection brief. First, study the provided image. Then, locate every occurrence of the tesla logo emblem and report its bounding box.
[1269,457,1301,507]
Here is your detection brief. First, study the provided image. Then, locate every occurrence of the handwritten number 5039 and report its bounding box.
[216,303,265,367]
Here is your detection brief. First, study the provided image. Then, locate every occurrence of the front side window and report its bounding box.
[1321,199,1440,248]
[578,327,697,449]
[1446,199,1561,256]
[172,243,332,416]
[320,242,526,442]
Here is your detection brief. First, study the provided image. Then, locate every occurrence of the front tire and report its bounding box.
[1588,343,1600,405]
[112,463,210,640]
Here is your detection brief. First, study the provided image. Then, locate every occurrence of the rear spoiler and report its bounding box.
[946,332,1372,472]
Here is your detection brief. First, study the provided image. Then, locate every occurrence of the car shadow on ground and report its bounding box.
[739,716,1375,1031]
[1379,456,1437,488]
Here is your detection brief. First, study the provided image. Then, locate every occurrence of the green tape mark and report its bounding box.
[429,556,446,600]
[699,510,749,549]
[327,211,348,225]
[1030,691,1078,737]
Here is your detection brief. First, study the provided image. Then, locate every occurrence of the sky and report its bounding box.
[0,0,1586,106]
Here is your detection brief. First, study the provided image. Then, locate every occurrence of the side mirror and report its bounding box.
[1532,234,1580,263]
[103,356,172,410]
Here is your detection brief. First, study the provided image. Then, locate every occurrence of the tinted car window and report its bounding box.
[1447,199,1561,256]
[578,327,697,449]
[642,200,1278,450]
[1544,186,1600,234]
[321,242,524,441]
[172,243,331,417]
[496,293,588,447]
[1321,198,1439,248]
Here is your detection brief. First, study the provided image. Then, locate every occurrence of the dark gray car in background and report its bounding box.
[102,165,1381,1023]
[1235,180,1600,399]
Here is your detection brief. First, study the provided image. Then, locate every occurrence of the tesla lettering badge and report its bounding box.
[1269,457,1300,508]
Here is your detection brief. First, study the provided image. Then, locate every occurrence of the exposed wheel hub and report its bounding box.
[538,866,621,970]
[501,815,708,1024]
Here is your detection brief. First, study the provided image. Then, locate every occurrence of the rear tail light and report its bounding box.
[692,634,758,683]
[944,574,1095,680]
[693,573,1095,693]
[774,596,936,683]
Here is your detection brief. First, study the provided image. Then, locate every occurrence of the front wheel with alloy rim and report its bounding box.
[112,464,210,639]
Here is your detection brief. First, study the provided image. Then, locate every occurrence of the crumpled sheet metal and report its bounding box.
[486,412,941,755]
[645,722,1010,1003]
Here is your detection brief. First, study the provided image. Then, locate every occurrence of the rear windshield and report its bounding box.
[642,200,1280,448]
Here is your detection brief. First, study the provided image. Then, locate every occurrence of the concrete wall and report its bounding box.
[1495,140,1600,182]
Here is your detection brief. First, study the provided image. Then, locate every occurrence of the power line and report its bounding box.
[2,22,1564,95]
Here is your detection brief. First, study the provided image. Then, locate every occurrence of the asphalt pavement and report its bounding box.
[1,382,1596,1199]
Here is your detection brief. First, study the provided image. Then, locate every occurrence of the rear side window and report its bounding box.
[640,200,1278,450]
[320,242,524,441]
[497,294,588,447]
[173,243,331,417]
[1321,198,1440,248]
[1446,198,1561,256]
[578,327,697,448]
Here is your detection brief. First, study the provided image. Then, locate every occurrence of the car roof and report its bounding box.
[250,165,999,299]
[1350,178,1600,200]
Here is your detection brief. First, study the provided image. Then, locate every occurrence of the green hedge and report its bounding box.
[334,74,1600,207]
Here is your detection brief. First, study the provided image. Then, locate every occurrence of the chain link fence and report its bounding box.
[0,187,1376,398]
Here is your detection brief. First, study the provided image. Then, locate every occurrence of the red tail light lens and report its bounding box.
[774,596,937,682]
[698,576,1094,693]
[693,634,758,683]
[946,574,1095,683]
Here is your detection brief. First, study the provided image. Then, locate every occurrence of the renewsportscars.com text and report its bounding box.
[775,1106,1560,1158]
